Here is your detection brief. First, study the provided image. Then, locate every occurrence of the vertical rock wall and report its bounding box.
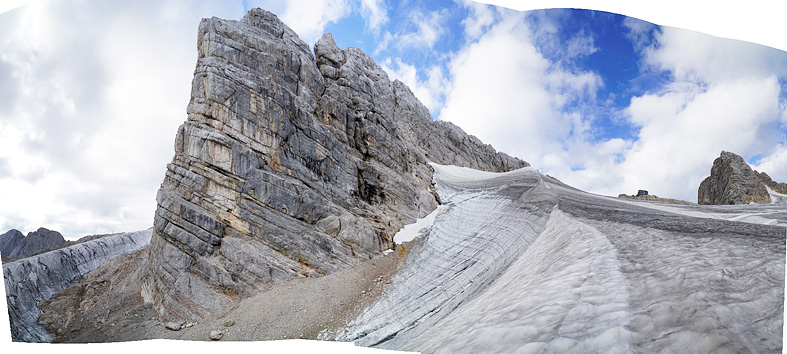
[142,8,526,321]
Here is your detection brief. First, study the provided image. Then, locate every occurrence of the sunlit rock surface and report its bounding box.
[142,8,524,321]
[338,164,785,353]
[3,229,152,342]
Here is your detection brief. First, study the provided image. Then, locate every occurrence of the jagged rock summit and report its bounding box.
[142,8,526,321]
[0,228,66,260]
[0,229,24,259]
[698,151,772,205]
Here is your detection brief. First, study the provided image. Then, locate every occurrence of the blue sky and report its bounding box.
[0,0,786,239]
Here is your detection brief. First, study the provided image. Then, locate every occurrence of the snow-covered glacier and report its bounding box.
[340,164,785,353]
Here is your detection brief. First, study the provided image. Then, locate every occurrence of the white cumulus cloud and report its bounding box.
[381,58,447,113]
[0,0,244,237]
[276,0,351,45]
[439,9,603,175]
[562,26,787,201]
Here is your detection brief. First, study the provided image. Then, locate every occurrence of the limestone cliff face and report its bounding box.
[698,151,771,205]
[142,8,526,321]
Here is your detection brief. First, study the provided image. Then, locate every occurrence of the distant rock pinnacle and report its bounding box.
[698,151,771,205]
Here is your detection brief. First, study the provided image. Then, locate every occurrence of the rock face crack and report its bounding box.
[141,8,527,321]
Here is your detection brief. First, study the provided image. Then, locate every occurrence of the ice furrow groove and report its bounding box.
[338,166,554,348]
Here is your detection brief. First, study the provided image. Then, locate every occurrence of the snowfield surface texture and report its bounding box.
[3,229,152,342]
[339,164,786,353]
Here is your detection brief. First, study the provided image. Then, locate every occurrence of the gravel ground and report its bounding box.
[38,247,161,343]
[39,243,407,343]
[170,245,405,341]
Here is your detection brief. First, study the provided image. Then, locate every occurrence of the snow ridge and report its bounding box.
[339,166,556,348]
[404,209,632,353]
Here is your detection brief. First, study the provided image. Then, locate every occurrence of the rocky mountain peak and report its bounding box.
[0,227,66,260]
[0,229,24,259]
[698,151,771,205]
[141,8,526,321]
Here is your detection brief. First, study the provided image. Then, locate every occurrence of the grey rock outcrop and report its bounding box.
[698,151,772,205]
[756,170,787,194]
[0,229,24,259]
[141,8,526,321]
[1,228,66,260]
[3,229,152,342]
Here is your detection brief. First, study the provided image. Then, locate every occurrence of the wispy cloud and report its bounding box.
[360,0,388,34]
[622,16,654,50]
[565,33,598,59]
[460,0,496,41]
[376,8,447,53]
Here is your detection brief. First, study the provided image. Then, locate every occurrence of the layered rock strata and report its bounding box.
[3,229,152,342]
[142,8,525,321]
[1,228,66,260]
[698,151,771,205]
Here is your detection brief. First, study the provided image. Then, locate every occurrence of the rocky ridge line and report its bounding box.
[0,228,66,260]
[756,170,787,194]
[141,8,526,321]
[3,229,152,342]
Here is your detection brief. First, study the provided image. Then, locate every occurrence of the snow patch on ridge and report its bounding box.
[767,185,787,205]
[393,205,448,244]
[430,162,536,183]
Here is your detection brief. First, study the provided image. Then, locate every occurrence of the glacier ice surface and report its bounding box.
[339,164,785,353]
